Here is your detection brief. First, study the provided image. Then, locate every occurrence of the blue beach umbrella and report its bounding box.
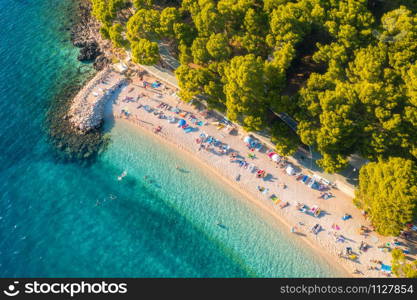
[381,264,392,273]
[178,119,186,126]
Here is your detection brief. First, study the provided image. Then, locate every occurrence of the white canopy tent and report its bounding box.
[286,165,295,175]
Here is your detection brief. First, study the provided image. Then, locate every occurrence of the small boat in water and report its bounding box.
[217,222,228,230]
[118,170,127,181]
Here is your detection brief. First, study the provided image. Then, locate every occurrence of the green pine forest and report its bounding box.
[89,0,417,239]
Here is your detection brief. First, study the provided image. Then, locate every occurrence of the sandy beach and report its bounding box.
[82,68,412,278]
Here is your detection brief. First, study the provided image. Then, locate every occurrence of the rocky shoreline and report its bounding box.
[71,0,111,70]
[46,71,109,163]
[45,0,115,163]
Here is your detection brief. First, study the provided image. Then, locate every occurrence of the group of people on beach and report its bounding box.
[113,69,410,277]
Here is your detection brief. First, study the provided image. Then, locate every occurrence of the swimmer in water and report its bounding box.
[144,176,154,184]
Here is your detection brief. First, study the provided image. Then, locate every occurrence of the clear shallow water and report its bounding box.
[0,0,341,277]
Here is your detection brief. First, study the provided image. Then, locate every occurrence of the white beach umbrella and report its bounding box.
[271,154,280,162]
[286,165,295,175]
[244,136,252,144]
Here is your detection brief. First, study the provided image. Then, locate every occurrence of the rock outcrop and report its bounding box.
[77,41,100,61]
[71,0,111,70]
[93,55,111,71]
[67,68,127,133]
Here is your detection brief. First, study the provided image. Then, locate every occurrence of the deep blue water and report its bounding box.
[0,0,340,277]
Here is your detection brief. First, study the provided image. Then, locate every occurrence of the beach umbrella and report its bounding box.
[381,264,392,273]
[286,165,295,175]
[271,154,280,162]
[178,119,186,126]
[244,136,252,144]
[268,152,276,158]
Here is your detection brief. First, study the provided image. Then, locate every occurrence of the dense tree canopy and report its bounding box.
[131,39,159,64]
[91,0,129,26]
[91,0,417,172]
[206,33,231,61]
[297,3,417,172]
[126,8,160,41]
[224,54,269,131]
[354,157,417,236]
[157,7,181,37]
[191,37,210,64]
[132,0,153,9]
[108,23,127,48]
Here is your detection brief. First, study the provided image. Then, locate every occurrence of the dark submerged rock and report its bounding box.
[93,55,110,71]
[77,41,100,61]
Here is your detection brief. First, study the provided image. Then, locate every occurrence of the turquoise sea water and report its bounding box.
[0,0,341,277]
